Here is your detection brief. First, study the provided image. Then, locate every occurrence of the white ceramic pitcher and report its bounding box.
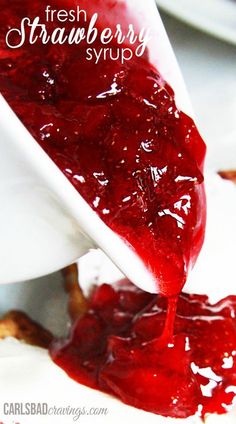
[0,0,193,290]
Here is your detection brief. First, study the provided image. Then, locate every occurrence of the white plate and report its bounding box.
[156,0,236,45]
[0,171,236,424]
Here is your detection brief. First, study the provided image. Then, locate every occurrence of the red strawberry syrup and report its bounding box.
[2,1,233,420]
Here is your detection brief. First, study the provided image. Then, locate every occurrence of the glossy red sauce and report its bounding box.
[51,281,236,418]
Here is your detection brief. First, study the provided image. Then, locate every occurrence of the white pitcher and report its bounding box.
[0,0,192,291]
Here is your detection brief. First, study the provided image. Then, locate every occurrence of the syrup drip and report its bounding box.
[161,296,178,343]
